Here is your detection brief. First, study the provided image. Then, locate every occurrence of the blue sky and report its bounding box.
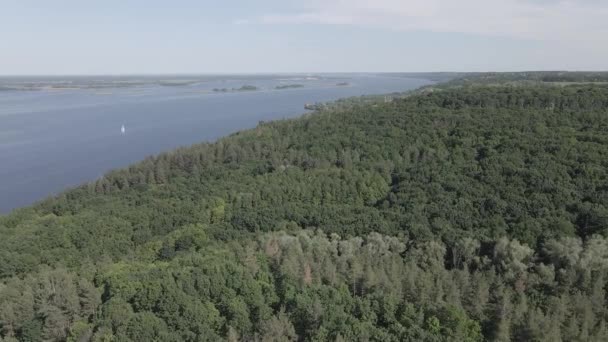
[1,0,607,74]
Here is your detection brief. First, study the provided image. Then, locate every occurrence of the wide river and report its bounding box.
[0,74,430,213]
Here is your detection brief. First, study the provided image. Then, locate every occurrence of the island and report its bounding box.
[158,80,199,87]
[213,85,259,93]
[275,84,304,90]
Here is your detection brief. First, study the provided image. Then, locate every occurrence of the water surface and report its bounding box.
[0,74,430,213]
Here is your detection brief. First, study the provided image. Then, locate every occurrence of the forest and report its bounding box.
[1,76,608,341]
[432,71,608,88]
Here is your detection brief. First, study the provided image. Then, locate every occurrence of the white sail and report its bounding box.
[121,124,126,134]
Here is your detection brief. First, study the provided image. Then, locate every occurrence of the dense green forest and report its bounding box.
[431,71,608,88]
[2,78,608,341]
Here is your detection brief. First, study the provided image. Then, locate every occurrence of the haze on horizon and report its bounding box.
[1,0,607,75]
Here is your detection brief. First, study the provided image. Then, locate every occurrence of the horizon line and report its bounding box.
[2,70,606,78]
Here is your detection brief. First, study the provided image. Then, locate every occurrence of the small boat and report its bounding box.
[121,124,126,135]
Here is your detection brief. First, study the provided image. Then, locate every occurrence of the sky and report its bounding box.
[1,0,607,74]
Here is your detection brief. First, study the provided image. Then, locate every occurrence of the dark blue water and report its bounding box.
[0,75,430,213]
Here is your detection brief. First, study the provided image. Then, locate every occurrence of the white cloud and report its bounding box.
[252,0,608,41]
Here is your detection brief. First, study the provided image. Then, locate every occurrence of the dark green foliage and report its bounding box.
[432,71,608,88]
[275,84,304,90]
[4,230,608,341]
[2,80,608,341]
[213,85,258,93]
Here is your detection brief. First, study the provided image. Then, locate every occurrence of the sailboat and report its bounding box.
[121,124,126,135]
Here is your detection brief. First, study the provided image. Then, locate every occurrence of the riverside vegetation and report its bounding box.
[2,74,608,341]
